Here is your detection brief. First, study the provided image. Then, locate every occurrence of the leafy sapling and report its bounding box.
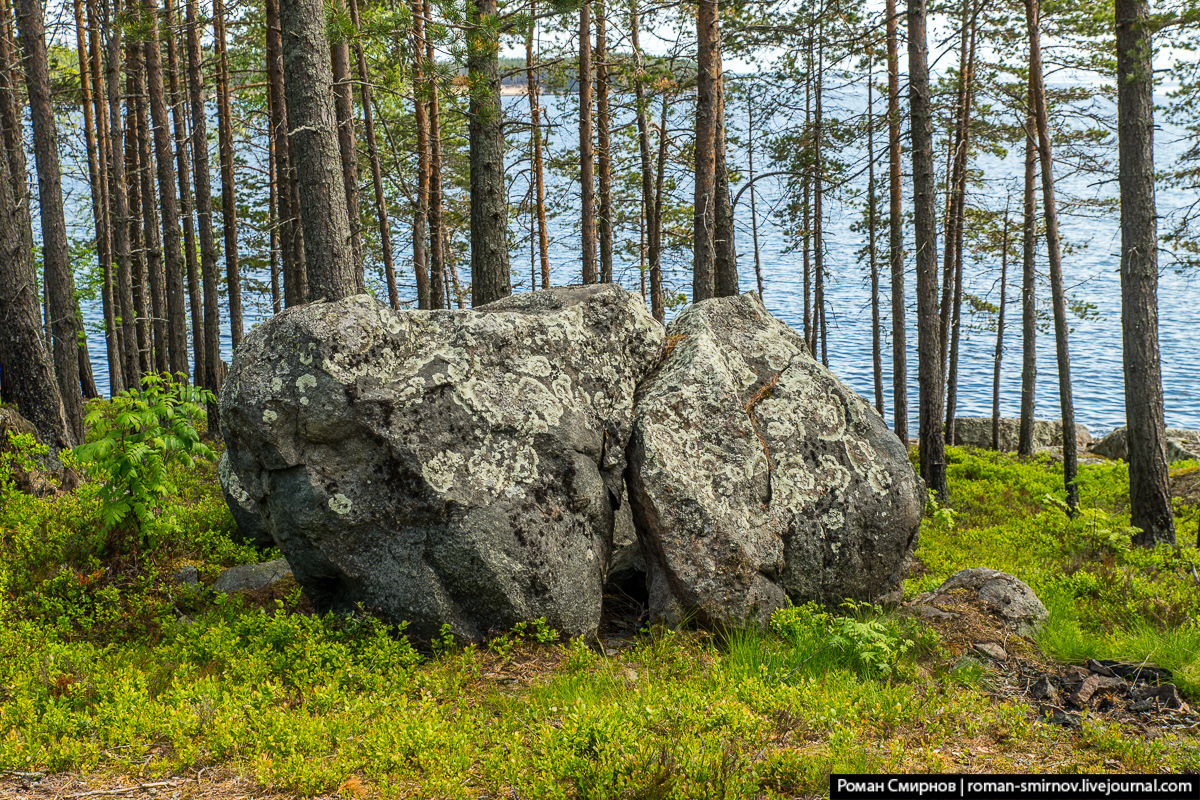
[74,374,217,547]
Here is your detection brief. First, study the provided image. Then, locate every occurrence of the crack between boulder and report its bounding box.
[744,371,781,506]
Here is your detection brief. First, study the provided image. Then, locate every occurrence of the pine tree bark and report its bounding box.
[87,0,122,395]
[347,0,396,307]
[186,0,221,405]
[125,48,151,377]
[466,0,510,306]
[265,0,305,307]
[0,137,73,452]
[213,0,243,347]
[72,0,106,398]
[425,0,444,308]
[886,0,906,442]
[631,7,660,320]
[408,0,429,308]
[282,0,358,302]
[693,0,718,302]
[993,202,1010,451]
[1018,99,1037,457]
[132,42,168,375]
[579,3,596,284]
[142,0,186,377]
[105,0,140,389]
[814,39,826,365]
[868,73,883,417]
[163,0,202,377]
[330,0,362,280]
[748,89,764,298]
[713,72,738,296]
[1027,0,1078,514]
[1116,0,1175,545]
[595,0,612,283]
[526,6,549,290]
[16,0,86,441]
[908,0,947,499]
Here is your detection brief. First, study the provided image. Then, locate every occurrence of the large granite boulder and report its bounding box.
[627,292,923,628]
[219,285,664,642]
[951,417,1092,453]
[1091,426,1200,464]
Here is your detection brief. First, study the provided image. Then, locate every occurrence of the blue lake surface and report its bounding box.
[69,90,1198,436]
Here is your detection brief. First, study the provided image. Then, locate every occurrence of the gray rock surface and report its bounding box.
[219,285,663,642]
[627,292,923,628]
[909,568,1048,636]
[219,452,274,549]
[171,565,201,587]
[951,417,1092,452]
[213,558,293,593]
[1090,426,1200,464]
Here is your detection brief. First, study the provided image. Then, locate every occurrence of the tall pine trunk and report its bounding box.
[0,124,72,452]
[1027,0,1078,514]
[282,0,358,302]
[579,3,595,284]
[631,8,660,320]
[265,0,305,307]
[693,0,718,302]
[105,0,140,388]
[16,0,85,441]
[595,0,612,283]
[466,0,510,306]
[1018,98,1037,457]
[132,42,168,375]
[886,0,906,442]
[163,0,202,376]
[425,0,444,307]
[868,72,883,416]
[213,0,243,346]
[142,0,186,377]
[408,0,429,308]
[908,0,947,499]
[186,0,221,409]
[330,0,362,278]
[87,0,122,394]
[992,202,1010,451]
[1116,0,1174,545]
[526,6,549,290]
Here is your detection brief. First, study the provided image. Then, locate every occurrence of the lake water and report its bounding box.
[71,89,1199,436]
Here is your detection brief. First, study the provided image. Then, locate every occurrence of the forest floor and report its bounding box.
[2,412,1200,798]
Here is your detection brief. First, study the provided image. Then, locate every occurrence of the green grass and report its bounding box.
[2,422,1199,796]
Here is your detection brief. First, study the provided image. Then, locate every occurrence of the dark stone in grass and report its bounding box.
[1131,684,1185,710]
[1087,658,1117,677]
[171,565,200,587]
[627,292,922,628]
[213,558,293,593]
[1040,705,1082,728]
[219,286,663,643]
[1029,676,1059,705]
[1068,675,1127,707]
[1096,661,1174,685]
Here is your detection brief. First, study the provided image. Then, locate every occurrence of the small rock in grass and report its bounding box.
[171,565,200,587]
[213,558,293,593]
[1098,661,1173,685]
[1131,684,1186,710]
[972,642,1007,661]
[1029,676,1059,705]
[1040,705,1081,728]
[1087,658,1117,677]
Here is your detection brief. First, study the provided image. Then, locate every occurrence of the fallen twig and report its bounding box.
[64,779,182,798]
